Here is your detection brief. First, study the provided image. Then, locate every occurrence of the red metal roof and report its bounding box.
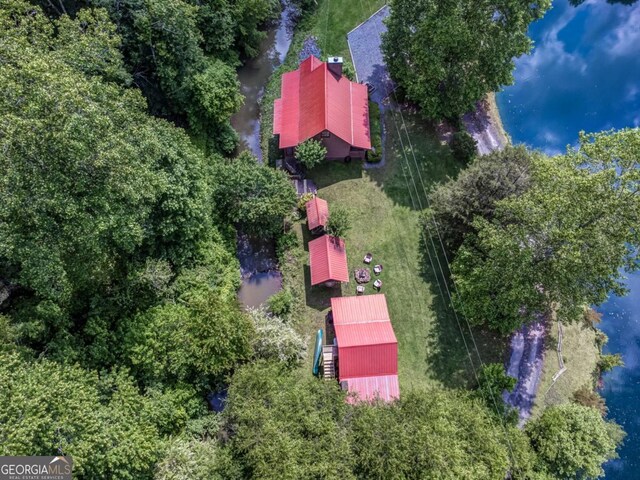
[306,196,329,231]
[345,375,400,403]
[334,322,397,348]
[331,294,391,325]
[273,56,371,150]
[308,235,349,285]
[330,294,399,403]
[339,343,398,379]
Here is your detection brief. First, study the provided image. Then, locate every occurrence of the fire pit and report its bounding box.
[354,268,371,284]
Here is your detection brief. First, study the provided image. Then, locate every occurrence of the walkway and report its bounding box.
[347,5,395,104]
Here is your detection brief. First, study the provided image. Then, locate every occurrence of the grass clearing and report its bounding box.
[285,109,508,390]
[532,321,599,417]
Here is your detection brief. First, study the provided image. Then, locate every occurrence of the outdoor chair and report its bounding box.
[356,285,365,295]
[373,264,383,275]
[363,253,373,264]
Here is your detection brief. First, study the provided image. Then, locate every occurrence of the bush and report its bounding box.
[450,131,477,163]
[326,206,351,238]
[295,139,326,169]
[367,101,383,163]
[276,231,299,260]
[268,288,294,316]
[297,192,314,212]
[598,353,624,373]
[246,309,307,367]
[573,386,607,415]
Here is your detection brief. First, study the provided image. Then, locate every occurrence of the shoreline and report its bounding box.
[485,92,510,147]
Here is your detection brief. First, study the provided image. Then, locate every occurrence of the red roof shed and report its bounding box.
[273,56,371,151]
[306,196,329,231]
[330,295,399,402]
[308,235,349,286]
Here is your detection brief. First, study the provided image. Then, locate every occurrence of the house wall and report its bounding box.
[315,133,350,160]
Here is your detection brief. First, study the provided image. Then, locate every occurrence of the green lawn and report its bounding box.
[287,110,508,390]
[532,320,599,417]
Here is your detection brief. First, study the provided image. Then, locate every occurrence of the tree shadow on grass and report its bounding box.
[418,231,509,389]
[367,108,465,211]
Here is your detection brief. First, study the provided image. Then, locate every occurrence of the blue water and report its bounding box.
[498,0,640,155]
[496,1,640,477]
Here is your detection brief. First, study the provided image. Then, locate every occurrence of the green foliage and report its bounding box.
[452,129,640,333]
[267,288,295,316]
[0,352,164,479]
[367,101,383,163]
[526,403,624,479]
[326,206,351,238]
[154,436,240,480]
[383,0,550,120]
[295,138,327,169]
[297,192,315,212]
[185,59,244,137]
[221,362,354,480]
[246,309,307,367]
[276,230,300,260]
[222,363,519,479]
[477,363,517,420]
[426,145,534,256]
[349,389,513,479]
[450,130,478,163]
[598,353,624,373]
[212,153,297,236]
[125,290,254,389]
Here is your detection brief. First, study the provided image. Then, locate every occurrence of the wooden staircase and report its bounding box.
[322,345,336,379]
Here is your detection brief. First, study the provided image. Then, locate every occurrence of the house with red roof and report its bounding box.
[308,235,349,287]
[273,56,371,161]
[306,196,329,234]
[329,294,399,403]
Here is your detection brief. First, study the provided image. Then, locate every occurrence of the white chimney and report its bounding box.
[327,56,343,77]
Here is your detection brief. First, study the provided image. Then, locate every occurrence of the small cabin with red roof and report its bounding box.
[306,196,329,234]
[329,294,399,403]
[273,56,371,161]
[308,235,349,287]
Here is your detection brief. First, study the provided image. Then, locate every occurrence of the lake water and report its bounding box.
[496,1,640,476]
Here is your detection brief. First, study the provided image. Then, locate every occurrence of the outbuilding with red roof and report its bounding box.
[308,235,349,286]
[306,196,329,234]
[273,56,371,161]
[330,294,399,403]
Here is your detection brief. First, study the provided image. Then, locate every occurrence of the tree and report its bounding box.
[124,289,254,389]
[426,145,535,255]
[598,353,624,373]
[383,0,550,119]
[349,390,514,479]
[295,138,327,169]
[0,352,165,479]
[526,404,624,479]
[211,153,297,236]
[326,206,351,238]
[155,436,240,480]
[476,363,517,419]
[452,129,640,333]
[247,308,307,367]
[221,362,354,480]
[450,131,477,163]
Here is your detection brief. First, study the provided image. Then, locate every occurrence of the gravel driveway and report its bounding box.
[347,6,395,104]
